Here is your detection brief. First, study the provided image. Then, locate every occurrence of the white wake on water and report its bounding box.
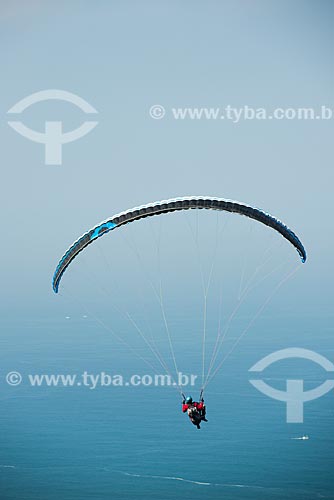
[112,469,267,489]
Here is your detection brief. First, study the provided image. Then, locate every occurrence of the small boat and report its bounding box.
[292,435,309,440]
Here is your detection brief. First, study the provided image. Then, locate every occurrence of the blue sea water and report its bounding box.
[1,313,333,500]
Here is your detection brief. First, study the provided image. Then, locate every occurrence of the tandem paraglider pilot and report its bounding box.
[182,396,208,429]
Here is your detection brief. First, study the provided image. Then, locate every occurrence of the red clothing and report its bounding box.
[182,402,204,413]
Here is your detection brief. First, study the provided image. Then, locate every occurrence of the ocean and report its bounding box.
[1,313,333,500]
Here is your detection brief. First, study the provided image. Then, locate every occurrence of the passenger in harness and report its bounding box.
[182,395,208,429]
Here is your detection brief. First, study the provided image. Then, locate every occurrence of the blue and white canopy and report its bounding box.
[52,196,306,293]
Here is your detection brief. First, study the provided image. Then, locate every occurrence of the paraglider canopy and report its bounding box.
[52,196,306,293]
[52,195,306,400]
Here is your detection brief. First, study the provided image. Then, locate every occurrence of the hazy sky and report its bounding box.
[1,1,333,317]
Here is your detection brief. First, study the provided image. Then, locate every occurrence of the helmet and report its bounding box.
[185,396,193,404]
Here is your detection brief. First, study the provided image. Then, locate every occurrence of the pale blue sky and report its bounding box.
[1,0,333,316]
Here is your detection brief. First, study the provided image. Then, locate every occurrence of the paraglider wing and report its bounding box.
[52,196,306,293]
